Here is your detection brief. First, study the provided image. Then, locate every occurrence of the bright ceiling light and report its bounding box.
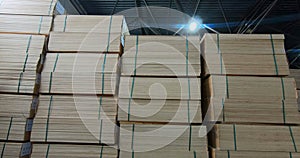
[189,21,198,31]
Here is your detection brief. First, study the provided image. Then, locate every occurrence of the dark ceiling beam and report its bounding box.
[70,0,87,14]
[111,0,119,15]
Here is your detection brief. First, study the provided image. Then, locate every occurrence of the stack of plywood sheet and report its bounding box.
[48,15,129,53]
[211,149,300,158]
[201,34,299,158]
[202,34,289,76]
[290,69,300,110]
[119,124,208,158]
[118,35,205,157]
[31,95,117,145]
[31,144,118,158]
[0,142,31,158]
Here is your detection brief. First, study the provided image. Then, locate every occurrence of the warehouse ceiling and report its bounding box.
[63,0,300,67]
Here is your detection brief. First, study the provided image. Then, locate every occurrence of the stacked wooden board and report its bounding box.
[0,142,31,158]
[48,15,129,53]
[118,35,207,158]
[290,69,300,111]
[202,34,289,76]
[201,34,300,158]
[31,144,118,158]
[119,124,208,158]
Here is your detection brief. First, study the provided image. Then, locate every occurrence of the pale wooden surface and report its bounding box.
[208,98,300,124]
[31,95,117,144]
[118,99,202,123]
[0,71,36,94]
[205,75,296,100]
[0,94,32,118]
[298,90,300,111]
[0,0,57,16]
[211,124,300,152]
[0,117,26,141]
[119,124,208,156]
[202,34,288,76]
[40,72,116,95]
[119,77,200,100]
[53,15,125,34]
[122,35,200,76]
[0,34,45,72]
[290,69,300,90]
[31,144,117,158]
[43,53,118,73]
[212,150,300,158]
[0,142,22,158]
[0,15,52,35]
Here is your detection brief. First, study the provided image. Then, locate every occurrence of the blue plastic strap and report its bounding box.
[45,96,53,141]
[22,35,32,72]
[188,125,192,151]
[227,150,231,158]
[282,100,286,124]
[226,76,229,98]
[17,72,23,93]
[131,124,135,150]
[290,152,293,158]
[48,0,54,15]
[46,144,51,158]
[1,117,13,157]
[106,16,113,52]
[193,151,196,158]
[222,98,225,122]
[99,119,103,143]
[100,146,103,158]
[48,72,53,93]
[270,34,279,76]
[63,15,68,32]
[233,124,237,151]
[281,77,286,100]
[128,35,139,121]
[289,126,298,152]
[38,16,43,34]
[53,53,59,72]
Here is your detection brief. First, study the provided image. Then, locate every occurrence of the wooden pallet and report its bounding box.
[31,95,117,144]
[205,98,300,124]
[201,33,289,76]
[118,99,202,123]
[0,94,33,118]
[0,34,45,72]
[0,0,57,16]
[210,124,300,152]
[53,15,126,34]
[119,77,200,100]
[43,53,118,73]
[122,35,200,76]
[211,149,300,158]
[119,123,208,157]
[290,69,300,90]
[0,14,52,35]
[31,144,117,158]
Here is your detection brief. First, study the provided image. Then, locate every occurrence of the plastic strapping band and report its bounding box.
[48,0,54,15]
[99,119,103,143]
[22,35,32,72]
[45,96,53,142]
[100,146,103,158]
[281,77,286,100]
[270,34,279,76]
[188,125,192,151]
[63,15,68,32]
[49,72,53,93]
[98,53,107,119]
[38,16,43,34]
[106,16,113,52]
[131,124,135,150]
[17,72,23,93]
[226,76,229,98]
[289,126,298,152]
[53,53,59,72]
[222,98,225,122]
[193,151,196,158]
[282,100,286,124]
[290,152,293,158]
[233,124,237,151]
[217,34,224,74]
[128,35,139,121]
[45,144,50,158]
[1,117,13,158]
[227,150,231,158]
[186,35,191,124]
[132,151,135,158]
